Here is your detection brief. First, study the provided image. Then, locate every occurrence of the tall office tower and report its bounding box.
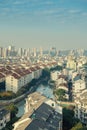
[26,48,30,57]
[70,50,75,56]
[56,50,59,56]
[33,48,37,57]
[23,49,27,57]
[77,49,84,56]
[40,47,43,56]
[8,45,15,57]
[3,48,8,58]
[50,47,57,56]
[49,47,51,56]
[8,45,15,51]
[18,48,23,57]
[0,47,4,57]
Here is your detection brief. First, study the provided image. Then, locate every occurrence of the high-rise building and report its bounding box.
[40,47,43,56]
[0,47,4,57]
[3,48,8,58]
[8,45,15,51]
[18,48,23,57]
[33,48,37,57]
[26,48,30,57]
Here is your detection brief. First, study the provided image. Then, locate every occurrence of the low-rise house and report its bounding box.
[56,76,67,87]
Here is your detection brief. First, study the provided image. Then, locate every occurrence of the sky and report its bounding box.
[0,0,87,50]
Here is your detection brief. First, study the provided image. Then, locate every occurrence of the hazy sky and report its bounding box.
[0,0,87,49]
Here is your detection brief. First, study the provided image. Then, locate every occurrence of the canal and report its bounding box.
[16,83,54,117]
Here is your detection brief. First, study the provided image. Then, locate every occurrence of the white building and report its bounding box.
[56,76,67,87]
[6,66,42,93]
[73,79,86,94]
[6,73,21,93]
[51,71,61,81]
[6,69,32,93]
[75,90,87,125]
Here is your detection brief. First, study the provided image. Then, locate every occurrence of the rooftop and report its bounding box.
[0,109,10,120]
[26,103,62,130]
[13,92,62,130]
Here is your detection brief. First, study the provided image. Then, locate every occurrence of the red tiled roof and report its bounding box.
[34,66,41,70]
[0,68,7,72]
[11,73,21,79]
[59,83,68,88]
[29,67,36,71]
[5,66,12,70]
[0,73,5,79]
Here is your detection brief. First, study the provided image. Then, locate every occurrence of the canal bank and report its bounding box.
[0,78,49,107]
[16,83,54,117]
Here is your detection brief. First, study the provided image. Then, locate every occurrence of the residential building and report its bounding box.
[73,79,86,94]
[51,71,61,81]
[75,90,87,125]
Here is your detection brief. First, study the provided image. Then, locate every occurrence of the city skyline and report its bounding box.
[0,0,87,49]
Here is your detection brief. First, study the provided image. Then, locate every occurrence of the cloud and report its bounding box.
[68,9,81,14]
[33,8,65,16]
[82,12,87,16]
[13,1,23,5]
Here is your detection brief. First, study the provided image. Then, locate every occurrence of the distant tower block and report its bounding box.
[8,45,15,51]
[0,47,4,57]
[18,48,23,57]
[33,48,37,57]
[40,47,43,56]
[27,48,30,57]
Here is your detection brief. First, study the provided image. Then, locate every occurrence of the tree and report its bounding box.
[55,89,66,101]
[71,122,87,130]
[50,65,62,71]
[42,68,50,78]
[6,103,18,119]
[63,107,74,130]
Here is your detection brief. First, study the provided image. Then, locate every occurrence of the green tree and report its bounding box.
[42,68,50,78]
[71,122,87,130]
[55,89,66,101]
[6,103,18,119]
[50,65,62,71]
[63,108,79,130]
